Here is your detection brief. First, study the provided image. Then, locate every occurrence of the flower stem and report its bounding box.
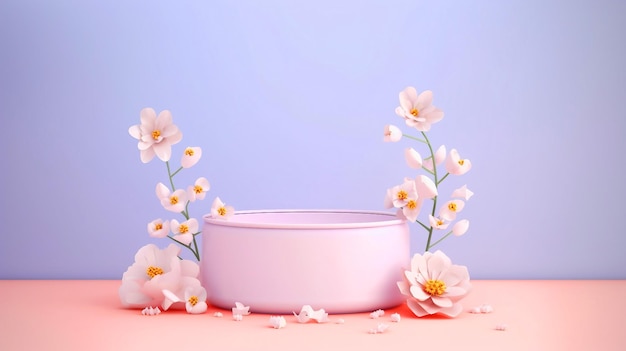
[437,172,450,186]
[421,131,438,252]
[427,231,453,250]
[416,219,430,232]
[165,161,176,191]
[402,134,427,144]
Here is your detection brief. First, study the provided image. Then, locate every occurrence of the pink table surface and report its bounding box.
[1,280,625,351]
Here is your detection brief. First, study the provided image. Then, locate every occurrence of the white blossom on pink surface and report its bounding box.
[118,244,200,309]
[187,177,210,202]
[394,87,444,132]
[184,285,208,314]
[181,147,202,168]
[147,218,169,238]
[170,218,198,245]
[445,149,472,175]
[128,108,183,163]
[383,124,402,142]
[397,250,471,317]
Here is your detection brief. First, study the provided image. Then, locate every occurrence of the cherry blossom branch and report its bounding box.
[402,134,427,144]
[427,231,453,250]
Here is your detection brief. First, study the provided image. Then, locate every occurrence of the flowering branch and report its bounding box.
[384,86,473,253]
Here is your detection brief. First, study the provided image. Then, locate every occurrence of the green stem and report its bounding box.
[416,220,430,232]
[171,166,183,177]
[421,131,438,252]
[427,231,454,251]
[437,172,450,186]
[402,134,427,144]
[165,161,176,191]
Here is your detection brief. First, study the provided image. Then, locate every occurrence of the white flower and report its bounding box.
[170,218,198,245]
[383,124,402,142]
[395,87,444,132]
[147,218,169,238]
[439,199,465,221]
[232,302,251,316]
[451,185,474,201]
[181,147,202,168]
[429,215,449,230]
[397,250,471,317]
[187,177,210,202]
[405,147,422,169]
[128,108,183,163]
[211,197,234,219]
[160,189,188,213]
[445,148,472,175]
[269,316,287,329]
[293,305,328,323]
[184,285,208,314]
[118,244,200,308]
[452,220,470,236]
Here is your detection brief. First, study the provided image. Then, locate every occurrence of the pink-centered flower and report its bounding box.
[170,218,198,245]
[394,87,444,132]
[439,199,465,221]
[118,244,200,308]
[405,148,422,169]
[181,147,202,168]
[397,250,471,317]
[210,197,234,220]
[128,108,183,163]
[147,218,170,238]
[187,177,210,202]
[383,124,402,142]
[445,149,472,175]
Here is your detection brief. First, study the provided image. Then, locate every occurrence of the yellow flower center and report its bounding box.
[188,295,199,306]
[410,108,419,117]
[170,196,179,205]
[217,207,227,216]
[152,130,161,140]
[406,200,417,210]
[146,266,164,279]
[179,224,189,234]
[154,223,163,231]
[185,148,194,156]
[396,190,408,201]
[194,185,203,194]
[436,219,444,226]
[458,159,465,166]
[448,203,457,212]
[424,279,446,296]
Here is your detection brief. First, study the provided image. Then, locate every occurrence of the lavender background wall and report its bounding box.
[1,0,625,279]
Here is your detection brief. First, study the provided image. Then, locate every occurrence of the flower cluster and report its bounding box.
[384,87,472,252]
[128,107,234,261]
[384,86,473,317]
[121,107,236,313]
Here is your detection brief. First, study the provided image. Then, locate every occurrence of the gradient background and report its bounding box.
[1,0,624,279]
